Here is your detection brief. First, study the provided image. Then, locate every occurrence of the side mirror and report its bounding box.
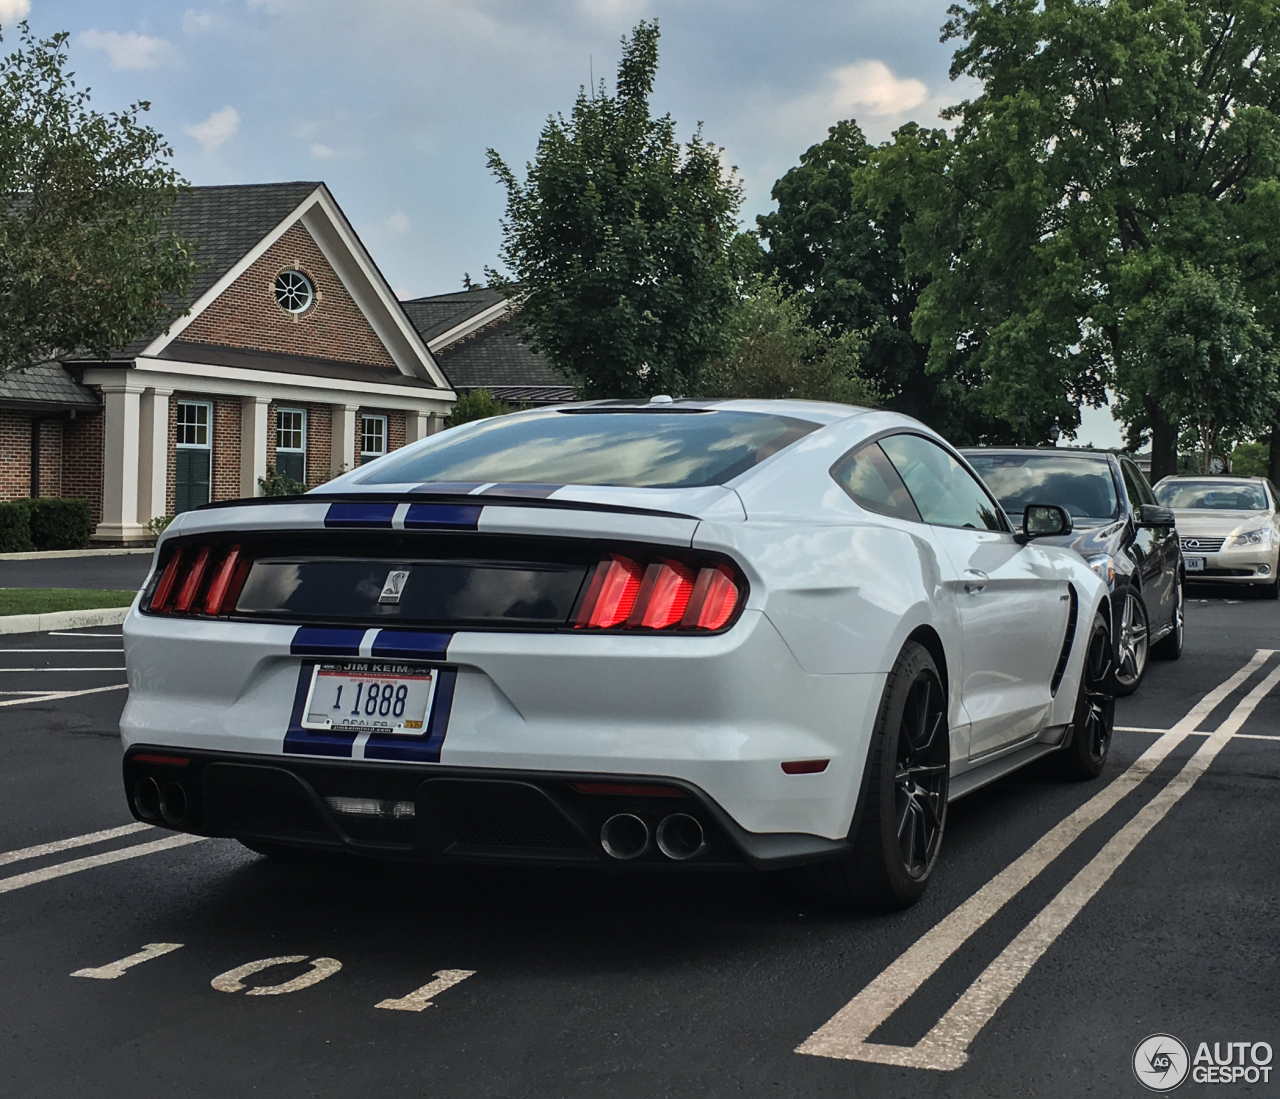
[1015,503,1073,544]
[1138,503,1175,528]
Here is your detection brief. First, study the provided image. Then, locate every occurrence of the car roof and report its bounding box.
[959,446,1118,461]
[542,397,874,427]
[1156,474,1266,482]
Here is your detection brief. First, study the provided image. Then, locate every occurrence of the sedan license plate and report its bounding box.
[301,662,436,736]
[1185,556,1205,572]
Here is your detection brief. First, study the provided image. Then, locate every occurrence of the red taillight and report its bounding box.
[147,543,251,617]
[576,555,742,632]
[575,554,646,628]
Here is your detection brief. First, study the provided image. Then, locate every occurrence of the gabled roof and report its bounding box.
[0,360,99,411]
[400,288,507,344]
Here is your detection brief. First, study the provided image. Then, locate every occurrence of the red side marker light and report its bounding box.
[132,754,191,767]
[781,759,829,775]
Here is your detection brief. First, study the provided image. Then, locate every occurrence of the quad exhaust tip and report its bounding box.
[600,813,650,860]
[159,781,190,827]
[656,813,706,860]
[133,776,161,821]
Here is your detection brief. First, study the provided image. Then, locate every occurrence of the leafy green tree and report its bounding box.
[701,277,878,405]
[486,21,742,399]
[1230,440,1269,477]
[0,23,195,371]
[899,0,1280,476]
[444,387,514,428]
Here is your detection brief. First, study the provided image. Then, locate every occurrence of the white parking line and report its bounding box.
[0,667,125,672]
[0,684,128,708]
[47,632,122,638]
[0,823,152,867]
[0,834,205,895]
[798,648,1276,1069]
[72,943,184,980]
[1,649,123,654]
[1120,726,1280,743]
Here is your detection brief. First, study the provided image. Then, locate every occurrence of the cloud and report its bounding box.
[184,106,240,152]
[182,9,215,34]
[79,29,177,70]
[825,60,928,117]
[383,211,411,234]
[0,0,31,25]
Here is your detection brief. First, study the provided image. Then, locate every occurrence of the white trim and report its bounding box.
[82,362,454,413]
[425,297,512,352]
[360,412,388,459]
[276,406,307,453]
[175,399,213,449]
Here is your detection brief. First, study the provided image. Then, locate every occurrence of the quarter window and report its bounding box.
[360,414,387,461]
[879,434,1006,531]
[831,443,921,522]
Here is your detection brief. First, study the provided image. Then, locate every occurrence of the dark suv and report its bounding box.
[962,448,1184,695]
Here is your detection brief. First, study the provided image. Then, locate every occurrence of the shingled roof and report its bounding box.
[0,361,99,411]
[400,289,577,404]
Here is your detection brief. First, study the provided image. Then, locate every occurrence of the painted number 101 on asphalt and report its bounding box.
[301,662,436,735]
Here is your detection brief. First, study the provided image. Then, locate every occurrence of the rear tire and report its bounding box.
[1051,612,1115,781]
[803,641,949,910]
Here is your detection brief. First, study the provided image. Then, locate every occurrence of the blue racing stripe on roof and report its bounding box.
[404,503,481,530]
[290,627,365,657]
[324,502,397,528]
[371,629,452,661]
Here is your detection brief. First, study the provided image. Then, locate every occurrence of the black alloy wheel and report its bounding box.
[1113,590,1149,696]
[1053,611,1116,780]
[802,641,949,910]
[1151,578,1184,660]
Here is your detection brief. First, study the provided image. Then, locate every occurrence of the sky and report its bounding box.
[3,0,1125,445]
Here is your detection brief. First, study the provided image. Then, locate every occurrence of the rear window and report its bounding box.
[963,452,1121,525]
[1155,480,1269,511]
[356,408,819,489]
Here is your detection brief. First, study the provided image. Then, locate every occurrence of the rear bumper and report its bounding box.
[122,747,848,871]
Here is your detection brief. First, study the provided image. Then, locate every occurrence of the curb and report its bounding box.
[0,548,154,561]
[0,606,131,635]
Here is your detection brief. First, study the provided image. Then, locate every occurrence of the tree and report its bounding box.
[700,277,878,405]
[758,120,997,441]
[486,21,742,399]
[1139,266,1276,471]
[0,23,195,371]
[445,388,514,428]
[899,0,1280,476]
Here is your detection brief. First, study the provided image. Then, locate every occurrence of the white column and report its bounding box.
[428,412,447,435]
[137,387,172,524]
[331,403,358,475]
[94,383,147,543]
[240,396,271,497]
[406,409,430,444]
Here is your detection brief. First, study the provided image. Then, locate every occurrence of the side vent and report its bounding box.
[1049,584,1079,696]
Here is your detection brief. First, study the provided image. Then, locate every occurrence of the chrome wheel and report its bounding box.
[1114,591,1149,693]
[894,674,948,878]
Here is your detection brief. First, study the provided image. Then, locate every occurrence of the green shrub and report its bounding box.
[259,464,306,496]
[445,388,513,428]
[27,497,91,550]
[0,500,33,553]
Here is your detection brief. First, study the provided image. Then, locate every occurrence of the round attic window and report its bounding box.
[273,269,314,313]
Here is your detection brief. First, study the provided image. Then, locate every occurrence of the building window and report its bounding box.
[175,401,212,514]
[274,269,314,313]
[276,407,307,484]
[360,414,387,461]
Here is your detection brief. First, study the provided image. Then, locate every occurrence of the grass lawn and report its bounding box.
[0,588,137,616]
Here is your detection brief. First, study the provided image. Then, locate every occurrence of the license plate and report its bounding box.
[300,662,437,736]
[1185,556,1205,572]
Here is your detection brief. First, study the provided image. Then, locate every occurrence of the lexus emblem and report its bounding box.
[1184,539,1200,550]
[379,569,410,605]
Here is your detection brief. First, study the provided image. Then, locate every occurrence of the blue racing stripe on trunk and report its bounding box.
[370,629,452,661]
[324,502,397,528]
[403,503,481,530]
[291,627,365,657]
[364,669,456,763]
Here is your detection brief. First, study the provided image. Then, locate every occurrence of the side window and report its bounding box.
[879,433,1006,531]
[831,443,922,522]
[1120,459,1155,508]
[1267,480,1280,511]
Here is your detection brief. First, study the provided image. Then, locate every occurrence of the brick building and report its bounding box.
[0,182,455,542]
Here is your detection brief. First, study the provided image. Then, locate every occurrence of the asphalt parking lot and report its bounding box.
[0,591,1276,1098]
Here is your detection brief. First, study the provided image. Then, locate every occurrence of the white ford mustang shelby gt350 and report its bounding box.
[122,399,1115,908]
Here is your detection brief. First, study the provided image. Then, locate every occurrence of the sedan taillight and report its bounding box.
[575,554,743,632]
[148,544,251,617]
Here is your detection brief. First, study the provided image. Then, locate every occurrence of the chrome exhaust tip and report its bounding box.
[133,776,162,821]
[656,813,706,860]
[159,781,190,827]
[600,813,650,860]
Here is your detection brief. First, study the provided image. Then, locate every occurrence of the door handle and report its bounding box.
[963,568,988,594]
